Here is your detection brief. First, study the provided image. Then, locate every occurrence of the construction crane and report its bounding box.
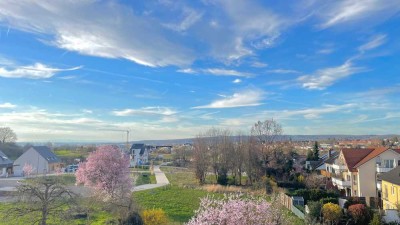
[99,129,131,152]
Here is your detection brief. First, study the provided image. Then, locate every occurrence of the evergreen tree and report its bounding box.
[313,141,319,160]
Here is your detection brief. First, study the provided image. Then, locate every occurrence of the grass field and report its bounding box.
[134,172,156,186]
[133,167,220,224]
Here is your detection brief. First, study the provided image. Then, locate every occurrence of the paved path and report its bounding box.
[132,165,170,192]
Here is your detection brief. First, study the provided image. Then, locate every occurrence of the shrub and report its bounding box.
[292,189,338,204]
[369,212,383,225]
[320,197,338,205]
[306,201,322,223]
[322,203,342,225]
[187,194,282,225]
[142,209,168,225]
[348,204,371,225]
[344,197,366,209]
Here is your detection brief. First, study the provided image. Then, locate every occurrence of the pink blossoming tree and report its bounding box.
[75,145,132,201]
[23,163,34,177]
[187,194,283,225]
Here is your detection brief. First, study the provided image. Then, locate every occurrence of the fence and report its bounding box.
[280,192,305,220]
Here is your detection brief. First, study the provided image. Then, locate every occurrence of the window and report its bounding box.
[347,175,351,181]
[354,190,357,196]
[384,185,388,199]
[384,159,394,168]
[392,185,395,195]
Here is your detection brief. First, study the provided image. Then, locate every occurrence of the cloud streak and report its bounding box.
[0,102,16,109]
[0,63,81,79]
[298,61,365,90]
[113,107,177,116]
[193,89,264,109]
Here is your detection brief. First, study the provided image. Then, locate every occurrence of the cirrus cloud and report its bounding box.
[193,89,264,109]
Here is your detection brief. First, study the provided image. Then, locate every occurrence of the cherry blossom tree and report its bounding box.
[23,163,34,177]
[187,194,283,225]
[75,145,132,200]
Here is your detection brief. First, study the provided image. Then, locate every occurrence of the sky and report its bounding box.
[0,0,399,142]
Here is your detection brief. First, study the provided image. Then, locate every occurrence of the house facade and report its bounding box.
[13,146,62,176]
[0,150,13,177]
[129,144,149,167]
[322,147,400,206]
[380,166,400,223]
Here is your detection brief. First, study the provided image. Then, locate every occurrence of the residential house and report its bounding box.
[322,147,400,206]
[0,150,13,177]
[324,148,373,197]
[13,146,62,176]
[380,166,400,223]
[129,144,149,167]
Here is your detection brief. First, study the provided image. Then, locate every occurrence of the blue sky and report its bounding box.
[0,0,399,142]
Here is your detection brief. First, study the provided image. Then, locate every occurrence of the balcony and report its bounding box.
[332,177,351,189]
[376,167,394,173]
[331,164,347,171]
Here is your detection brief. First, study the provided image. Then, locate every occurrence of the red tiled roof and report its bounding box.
[353,147,391,168]
[341,148,374,172]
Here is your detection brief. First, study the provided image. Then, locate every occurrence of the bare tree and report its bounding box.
[3,176,76,225]
[0,127,17,143]
[193,135,210,185]
[251,119,283,176]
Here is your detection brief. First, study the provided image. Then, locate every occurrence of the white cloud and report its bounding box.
[318,0,400,28]
[113,107,177,116]
[204,68,252,77]
[359,34,387,52]
[177,68,197,74]
[232,79,242,84]
[0,63,81,79]
[164,7,203,32]
[0,102,16,109]
[251,61,268,68]
[298,61,365,90]
[193,89,264,109]
[266,69,301,74]
[0,1,194,67]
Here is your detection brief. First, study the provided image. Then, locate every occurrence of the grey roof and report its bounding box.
[32,146,60,163]
[130,144,146,155]
[380,166,400,186]
[0,150,13,167]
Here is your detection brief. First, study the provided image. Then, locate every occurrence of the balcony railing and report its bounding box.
[331,164,347,171]
[376,167,394,173]
[331,177,351,189]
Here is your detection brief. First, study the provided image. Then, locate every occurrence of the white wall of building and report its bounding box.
[13,148,49,176]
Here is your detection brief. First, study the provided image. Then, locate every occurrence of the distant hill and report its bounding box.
[18,134,397,147]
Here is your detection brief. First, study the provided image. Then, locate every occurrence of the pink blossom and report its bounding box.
[75,145,132,199]
[187,194,281,225]
[22,163,34,177]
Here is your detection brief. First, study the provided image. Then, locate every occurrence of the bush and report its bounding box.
[320,197,338,205]
[322,203,342,225]
[348,204,371,225]
[291,189,338,204]
[306,201,322,224]
[277,181,306,189]
[142,209,168,225]
[344,197,366,209]
[369,212,383,225]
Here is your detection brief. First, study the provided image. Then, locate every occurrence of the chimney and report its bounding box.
[328,149,332,158]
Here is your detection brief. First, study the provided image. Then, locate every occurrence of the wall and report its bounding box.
[382,180,400,210]
[357,159,376,199]
[13,148,48,176]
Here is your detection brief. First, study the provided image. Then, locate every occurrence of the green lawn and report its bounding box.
[133,185,217,223]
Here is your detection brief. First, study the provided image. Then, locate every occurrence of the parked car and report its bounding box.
[65,164,79,173]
